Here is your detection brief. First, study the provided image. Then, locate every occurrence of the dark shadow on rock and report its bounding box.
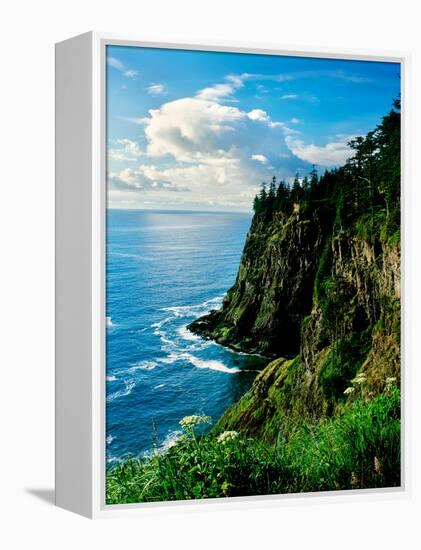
[26,488,55,505]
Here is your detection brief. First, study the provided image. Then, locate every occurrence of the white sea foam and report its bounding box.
[138,295,258,377]
[154,383,166,389]
[128,360,157,371]
[106,375,117,382]
[158,354,180,364]
[150,296,225,359]
[177,325,202,342]
[187,353,259,374]
[159,334,175,347]
[143,429,183,459]
[160,430,182,452]
[106,380,136,402]
[161,295,224,319]
[151,316,173,330]
[106,434,115,445]
[185,354,242,374]
[106,316,115,328]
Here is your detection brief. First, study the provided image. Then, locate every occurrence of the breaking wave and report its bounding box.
[106,379,136,402]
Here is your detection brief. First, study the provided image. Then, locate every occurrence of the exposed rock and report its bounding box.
[191,205,400,442]
[189,209,325,357]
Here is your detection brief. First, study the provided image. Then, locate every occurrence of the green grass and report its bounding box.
[106,387,400,504]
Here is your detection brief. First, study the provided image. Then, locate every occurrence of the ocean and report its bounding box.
[106,209,269,464]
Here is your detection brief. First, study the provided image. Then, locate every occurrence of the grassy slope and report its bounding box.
[106,387,400,504]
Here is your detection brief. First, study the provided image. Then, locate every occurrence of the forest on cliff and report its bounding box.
[107,100,401,504]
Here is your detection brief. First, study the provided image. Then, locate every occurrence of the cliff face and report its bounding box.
[189,206,327,357]
[189,104,400,443]
[189,203,400,442]
[213,221,400,441]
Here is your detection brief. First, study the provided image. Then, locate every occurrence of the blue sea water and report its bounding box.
[106,209,269,464]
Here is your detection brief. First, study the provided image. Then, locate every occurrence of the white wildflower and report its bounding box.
[179,415,211,430]
[343,387,355,395]
[217,431,239,444]
[352,373,367,385]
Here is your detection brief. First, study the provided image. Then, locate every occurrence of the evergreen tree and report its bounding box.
[291,174,303,204]
[251,98,400,238]
[275,179,289,212]
[310,165,318,188]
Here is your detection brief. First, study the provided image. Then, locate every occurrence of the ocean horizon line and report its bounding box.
[106,206,253,215]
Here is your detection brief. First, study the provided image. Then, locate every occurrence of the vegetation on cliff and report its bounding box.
[107,385,400,503]
[107,100,401,502]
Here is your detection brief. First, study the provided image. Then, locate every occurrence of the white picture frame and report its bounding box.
[55,31,410,518]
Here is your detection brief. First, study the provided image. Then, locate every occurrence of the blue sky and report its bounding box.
[106,45,400,211]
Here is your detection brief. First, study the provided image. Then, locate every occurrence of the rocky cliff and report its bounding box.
[212,221,400,442]
[189,200,400,443]
[189,206,328,357]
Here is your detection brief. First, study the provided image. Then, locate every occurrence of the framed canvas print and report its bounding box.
[55,32,407,518]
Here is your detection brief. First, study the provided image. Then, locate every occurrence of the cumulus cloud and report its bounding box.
[195,73,250,103]
[109,139,144,161]
[109,69,366,209]
[247,109,270,122]
[285,135,354,166]
[146,83,166,96]
[143,97,245,162]
[141,96,302,172]
[251,154,268,164]
[196,83,236,102]
[108,166,190,193]
[123,92,312,210]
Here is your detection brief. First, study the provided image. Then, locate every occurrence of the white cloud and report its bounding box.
[196,73,247,103]
[133,93,309,209]
[123,70,138,80]
[107,55,138,79]
[109,166,190,193]
[197,83,236,102]
[275,69,371,84]
[119,116,149,125]
[107,56,124,71]
[281,93,319,103]
[109,139,144,161]
[146,83,166,96]
[247,109,270,122]
[251,154,268,164]
[117,161,263,210]
[247,109,285,129]
[111,71,364,209]
[143,97,245,162]
[285,135,354,166]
